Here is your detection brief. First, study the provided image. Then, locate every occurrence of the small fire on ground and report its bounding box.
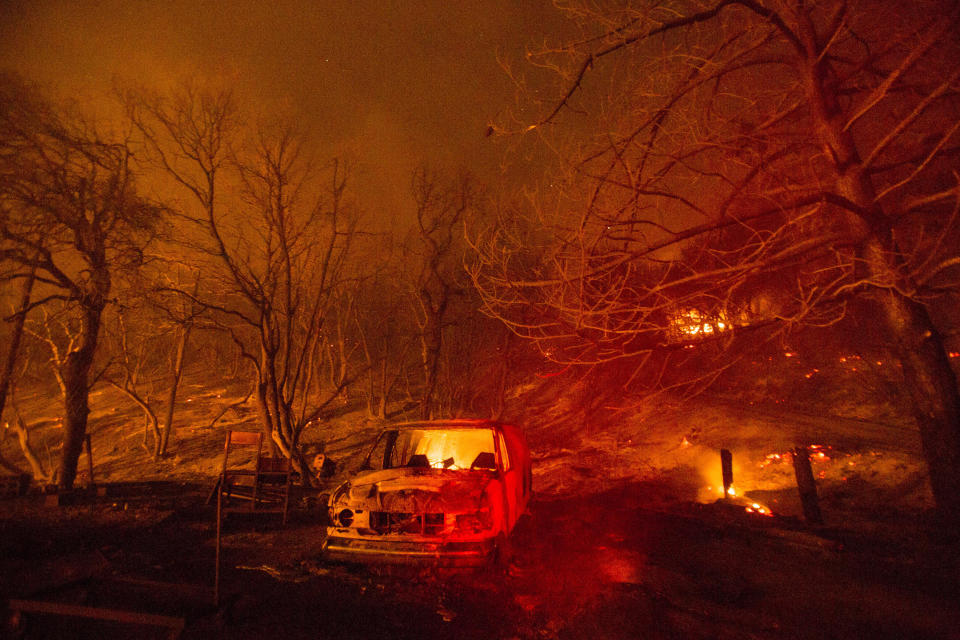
[701,444,873,519]
[704,485,775,517]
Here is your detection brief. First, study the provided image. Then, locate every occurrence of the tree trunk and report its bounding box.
[419,315,444,420]
[838,152,960,523]
[376,358,389,420]
[12,411,52,483]
[366,368,376,418]
[875,275,960,517]
[159,323,191,457]
[254,377,277,452]
[110,381,162,458]
[796,20,960,520]
[0,266,35,424]
[58,304,102,490]
[849,200,960,523]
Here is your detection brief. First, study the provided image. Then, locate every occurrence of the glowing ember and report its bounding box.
[759,445,834,467]
[744,502,774,517]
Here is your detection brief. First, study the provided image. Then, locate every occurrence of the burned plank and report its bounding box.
[8,598,185,640]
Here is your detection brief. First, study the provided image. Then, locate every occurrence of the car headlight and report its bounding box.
[455,493,493,533]
[336,508,355,527]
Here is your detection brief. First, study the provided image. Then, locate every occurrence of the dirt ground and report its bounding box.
[2,472,958,640]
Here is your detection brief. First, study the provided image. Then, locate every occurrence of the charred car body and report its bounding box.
[323,420,532,566]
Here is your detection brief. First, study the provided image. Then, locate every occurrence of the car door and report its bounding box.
[494,427,523,532]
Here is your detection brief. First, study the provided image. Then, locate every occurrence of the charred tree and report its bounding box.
[474,1,960,518]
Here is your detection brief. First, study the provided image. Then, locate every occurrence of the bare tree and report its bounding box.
[159,295,198,455]
[0,261,46,480]
[407,167,475,418]
[146,268,203,458]
[125,84,360,479]
[1,74,158,489]
[232,140,360,471]
[475,1,960,518]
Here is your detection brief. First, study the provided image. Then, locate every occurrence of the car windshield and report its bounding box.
[367,428,497,471]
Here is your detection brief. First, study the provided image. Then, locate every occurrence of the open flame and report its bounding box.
[704,485,775,517]
[674,309,728,337]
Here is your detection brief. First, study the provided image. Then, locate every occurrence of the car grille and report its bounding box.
[370,511,445,535]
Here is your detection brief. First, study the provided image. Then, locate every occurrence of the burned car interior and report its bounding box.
[364,427,502,472]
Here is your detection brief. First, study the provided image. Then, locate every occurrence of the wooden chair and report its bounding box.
[215,430,292,605]
[216,430,292,524]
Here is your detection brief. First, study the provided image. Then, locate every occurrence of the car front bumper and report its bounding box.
[323,533,494,566]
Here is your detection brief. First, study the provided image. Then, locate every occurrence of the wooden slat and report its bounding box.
[9,598,185,638]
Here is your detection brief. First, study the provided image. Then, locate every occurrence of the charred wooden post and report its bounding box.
[720,449,733,499]
[793,446,823,525]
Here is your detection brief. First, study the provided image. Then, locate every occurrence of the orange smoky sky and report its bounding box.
[0,0,565,220]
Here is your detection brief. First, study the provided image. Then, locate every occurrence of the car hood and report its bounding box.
[337,467,494,513]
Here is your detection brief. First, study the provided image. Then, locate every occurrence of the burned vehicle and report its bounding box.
[323,420,532,566]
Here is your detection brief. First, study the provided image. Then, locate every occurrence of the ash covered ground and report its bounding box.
[2,376,959,639]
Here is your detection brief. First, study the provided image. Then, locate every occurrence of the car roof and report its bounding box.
[387,419,505,430]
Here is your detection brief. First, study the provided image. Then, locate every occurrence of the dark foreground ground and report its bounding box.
[2,478,959,640]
